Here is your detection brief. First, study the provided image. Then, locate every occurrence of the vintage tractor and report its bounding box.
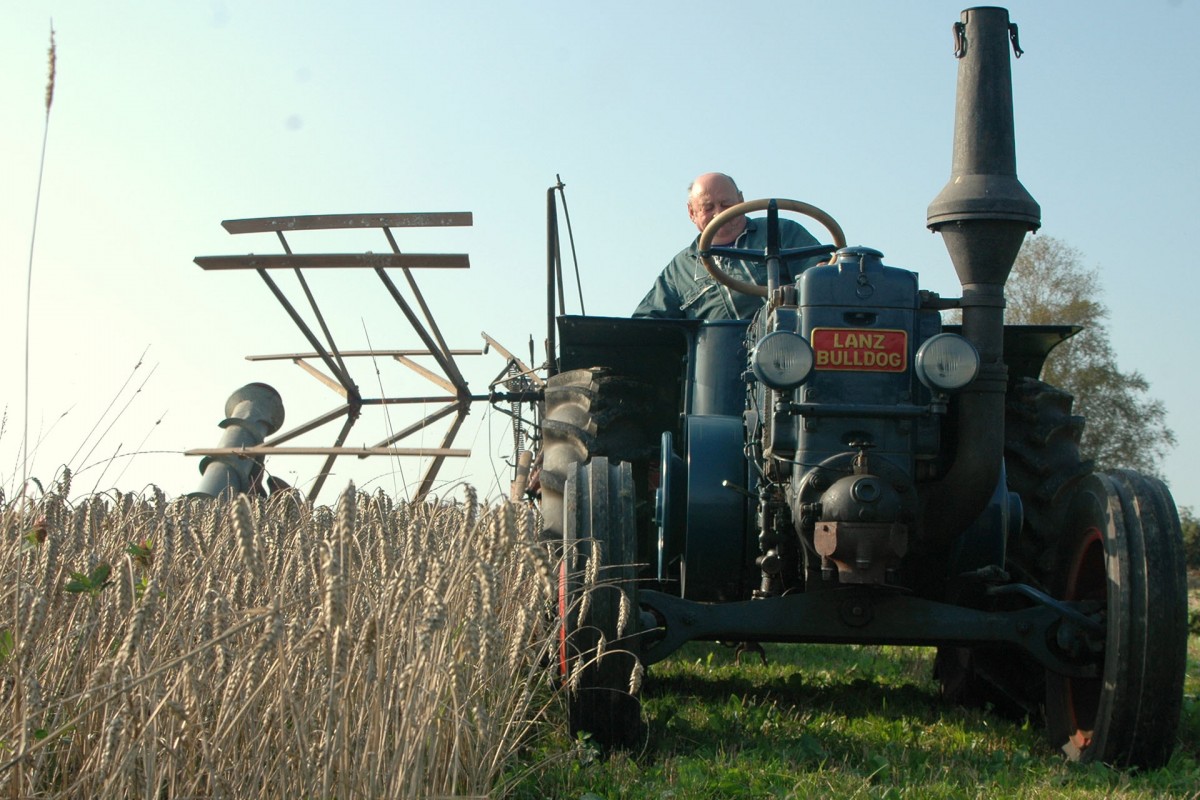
[538,7,1188,768]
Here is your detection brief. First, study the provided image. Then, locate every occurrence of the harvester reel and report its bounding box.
[698,198,847,297]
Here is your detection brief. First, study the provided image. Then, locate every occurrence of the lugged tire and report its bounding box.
[540,367,656,542]
[1003,377,1093,581]
[938,378,1187,768]
[559,457,645,749]
[937,377,1091,715]
[1043,469,1187,768]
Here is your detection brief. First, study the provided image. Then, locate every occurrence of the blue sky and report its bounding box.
[2,1,1198,512]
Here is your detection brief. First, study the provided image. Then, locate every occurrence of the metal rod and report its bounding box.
[546,186,558,377]
[360,396,463,405]
[555,175,586,315]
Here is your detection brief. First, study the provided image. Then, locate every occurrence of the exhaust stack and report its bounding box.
[925,6,1039,541]
[928,5,1040,283]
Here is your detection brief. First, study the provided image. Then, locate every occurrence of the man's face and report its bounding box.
[688,179,745,245]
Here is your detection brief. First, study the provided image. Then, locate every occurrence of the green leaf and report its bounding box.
[65,563,114,595]
[126,541,153,558]
[90,562,112,585]
[0,629,14,664]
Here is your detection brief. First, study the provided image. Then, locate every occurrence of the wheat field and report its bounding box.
[1,473,561,798]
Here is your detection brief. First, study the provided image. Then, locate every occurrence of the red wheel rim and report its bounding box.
[558,560,570,680]
[1062,525,1105,751]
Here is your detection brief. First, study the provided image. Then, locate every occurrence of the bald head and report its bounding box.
[688,172,740,197]
[687,172,746,245]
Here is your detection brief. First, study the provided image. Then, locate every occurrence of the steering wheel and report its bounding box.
[698,198,847,297]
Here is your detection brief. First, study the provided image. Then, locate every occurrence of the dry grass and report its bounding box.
[1,477,560,798]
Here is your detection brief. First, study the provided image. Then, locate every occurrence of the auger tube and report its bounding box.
[193,383,285,497]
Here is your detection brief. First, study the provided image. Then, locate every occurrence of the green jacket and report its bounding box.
[632,217,823,320]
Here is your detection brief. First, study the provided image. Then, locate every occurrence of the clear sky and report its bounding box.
[3,1,1198,513]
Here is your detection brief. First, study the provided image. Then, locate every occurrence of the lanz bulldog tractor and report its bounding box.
[537,7,1188,768]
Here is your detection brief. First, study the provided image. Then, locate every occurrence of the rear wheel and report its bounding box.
[937,378,1089,715]
[1044,469,1187,768]
[559,457,645,749]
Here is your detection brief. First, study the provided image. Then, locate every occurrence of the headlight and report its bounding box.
[915,333,979,391]
[751,331,814,390]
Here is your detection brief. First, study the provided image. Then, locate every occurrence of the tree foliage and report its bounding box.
[1004,236,1175,475]
[1181,505,1200,570]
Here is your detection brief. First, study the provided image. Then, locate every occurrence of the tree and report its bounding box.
[1004,235,1175,475]
[1181,506,1200,570]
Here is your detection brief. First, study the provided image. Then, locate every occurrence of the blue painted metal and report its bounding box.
[681,415,748,601]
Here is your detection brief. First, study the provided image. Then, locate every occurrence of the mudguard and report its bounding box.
[680,415,749,601]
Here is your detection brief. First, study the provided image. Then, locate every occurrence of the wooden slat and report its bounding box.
[221,212,473,234]
[246,349,485,362]
[482,331,545,387]
[195,253,469,271]
[293,359,349,398]
[393,354,458,394]
[186,446,470,458]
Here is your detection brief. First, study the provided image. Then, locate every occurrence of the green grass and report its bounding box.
[508,635,1200,799]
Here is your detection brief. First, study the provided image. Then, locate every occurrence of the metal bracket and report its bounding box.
[636,587,1100,678]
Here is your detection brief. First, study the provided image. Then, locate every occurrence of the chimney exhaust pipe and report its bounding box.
[925,6,1039,542]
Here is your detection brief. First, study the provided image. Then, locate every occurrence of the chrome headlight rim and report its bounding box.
[915,333,980,391]
[750,330,815,390]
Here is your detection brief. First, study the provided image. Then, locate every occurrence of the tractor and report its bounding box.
[537,7,1188,769]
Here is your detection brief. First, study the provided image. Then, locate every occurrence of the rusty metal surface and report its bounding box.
[221,212,473,234]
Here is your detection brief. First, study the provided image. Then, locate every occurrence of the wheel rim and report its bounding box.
[1062,524,1105,751]
[558,559,570,680]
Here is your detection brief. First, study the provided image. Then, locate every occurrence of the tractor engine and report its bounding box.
[747,247,979,590]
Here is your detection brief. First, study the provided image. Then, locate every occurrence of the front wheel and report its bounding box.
[559,457,645,749]
[1044,469,1187,768]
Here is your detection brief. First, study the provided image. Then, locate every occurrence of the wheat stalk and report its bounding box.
[2,482,561,797]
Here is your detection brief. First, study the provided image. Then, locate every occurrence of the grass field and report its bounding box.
[2,483,1196,798]
[509,578,1200,799]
